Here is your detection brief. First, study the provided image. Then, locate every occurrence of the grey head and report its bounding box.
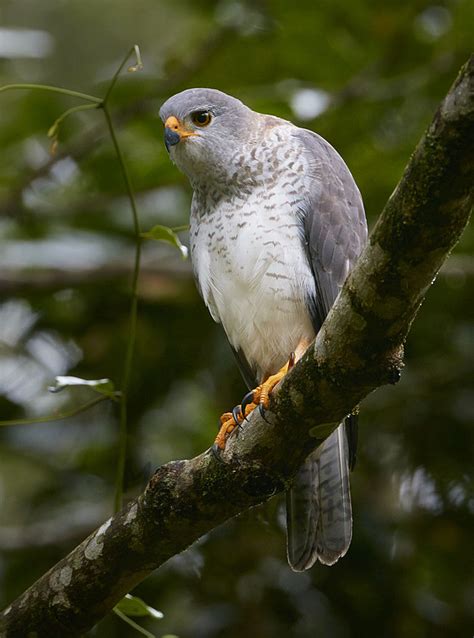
[159,88,255,183]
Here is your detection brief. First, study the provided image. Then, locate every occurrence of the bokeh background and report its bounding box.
[0,1,473,636]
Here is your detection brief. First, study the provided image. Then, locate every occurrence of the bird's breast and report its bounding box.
[190,181,315,380]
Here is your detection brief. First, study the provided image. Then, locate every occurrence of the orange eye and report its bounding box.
[191,110,212,127]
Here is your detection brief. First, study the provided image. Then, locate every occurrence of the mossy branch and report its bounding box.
[0,56,472,638]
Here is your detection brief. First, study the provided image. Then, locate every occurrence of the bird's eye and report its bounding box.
[191,110,212,127]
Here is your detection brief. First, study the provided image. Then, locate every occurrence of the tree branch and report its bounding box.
[1,56,472,637]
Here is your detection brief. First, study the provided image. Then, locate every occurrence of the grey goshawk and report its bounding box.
[159,88,367,571]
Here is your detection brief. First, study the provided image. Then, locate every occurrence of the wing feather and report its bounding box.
[286,127,367,570]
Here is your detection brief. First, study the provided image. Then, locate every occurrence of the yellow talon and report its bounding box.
[213,339,310,451]
[215,415,239,449]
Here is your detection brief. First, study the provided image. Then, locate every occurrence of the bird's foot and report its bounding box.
[212,393,262,453]
[213,405,244,451]
[213,339,310,454]
[212,363,287,454]
[241,351,296,418]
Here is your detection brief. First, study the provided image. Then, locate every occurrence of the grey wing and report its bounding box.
[286,128,367,570]
[299,129,367,327]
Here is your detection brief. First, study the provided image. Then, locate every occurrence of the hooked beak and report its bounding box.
[164,115,196,151]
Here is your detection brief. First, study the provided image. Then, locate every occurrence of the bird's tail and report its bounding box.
[286,424,352,570]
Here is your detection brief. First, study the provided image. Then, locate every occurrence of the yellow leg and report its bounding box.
[215,413,238,450]
[251,338,310,411]
[254,358,292,409]
[214,338,311,450]
[214,401,259,450]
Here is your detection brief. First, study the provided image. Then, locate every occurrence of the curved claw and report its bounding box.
[240,390,255,420]
[232,405,242,426]
[210,443,226,463]
[258,402,270,424]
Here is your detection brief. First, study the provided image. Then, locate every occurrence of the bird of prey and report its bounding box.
[159,88,367,571]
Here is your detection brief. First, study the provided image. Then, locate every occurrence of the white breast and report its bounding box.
[190,126,316,381]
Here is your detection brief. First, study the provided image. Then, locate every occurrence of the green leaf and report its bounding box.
[114,594,164,619]
[114,608,156,637]
[170,224,190,233]
[48,376,117,399]
[141,224,188,259]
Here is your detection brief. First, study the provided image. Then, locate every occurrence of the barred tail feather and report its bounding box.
[286,454,319,570]
[286,424,352,571]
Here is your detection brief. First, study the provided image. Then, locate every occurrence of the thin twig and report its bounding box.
[113,609,155,638]
[0,395,109,427]
[0,24,235,219]
[100,47,143,513]
[102,45,143,106]
[0,84,102,103]
[0,53,144,515]
[48,103,99,136]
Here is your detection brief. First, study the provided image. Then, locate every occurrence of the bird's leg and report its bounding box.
[241,358,293,418]
[257,352,295,410]
[241,338,311,417]
[214,394,262,451]
[214,392,269,451]
[214,405,243,450]
[213,338,311,451]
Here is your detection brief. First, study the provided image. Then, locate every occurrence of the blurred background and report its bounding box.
[0,1,473,636]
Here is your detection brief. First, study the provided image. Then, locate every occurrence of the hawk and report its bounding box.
[159,88,367,570]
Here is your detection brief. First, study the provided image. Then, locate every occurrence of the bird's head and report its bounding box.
[159,88,254,184]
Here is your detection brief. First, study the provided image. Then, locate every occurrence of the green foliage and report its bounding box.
[0,1,472,637]
[115,594,164,620]
[141,225,188,259]
[48,375,117,398]
[114,594,164,637]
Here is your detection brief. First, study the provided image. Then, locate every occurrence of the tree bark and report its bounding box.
[1,56,472,638]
